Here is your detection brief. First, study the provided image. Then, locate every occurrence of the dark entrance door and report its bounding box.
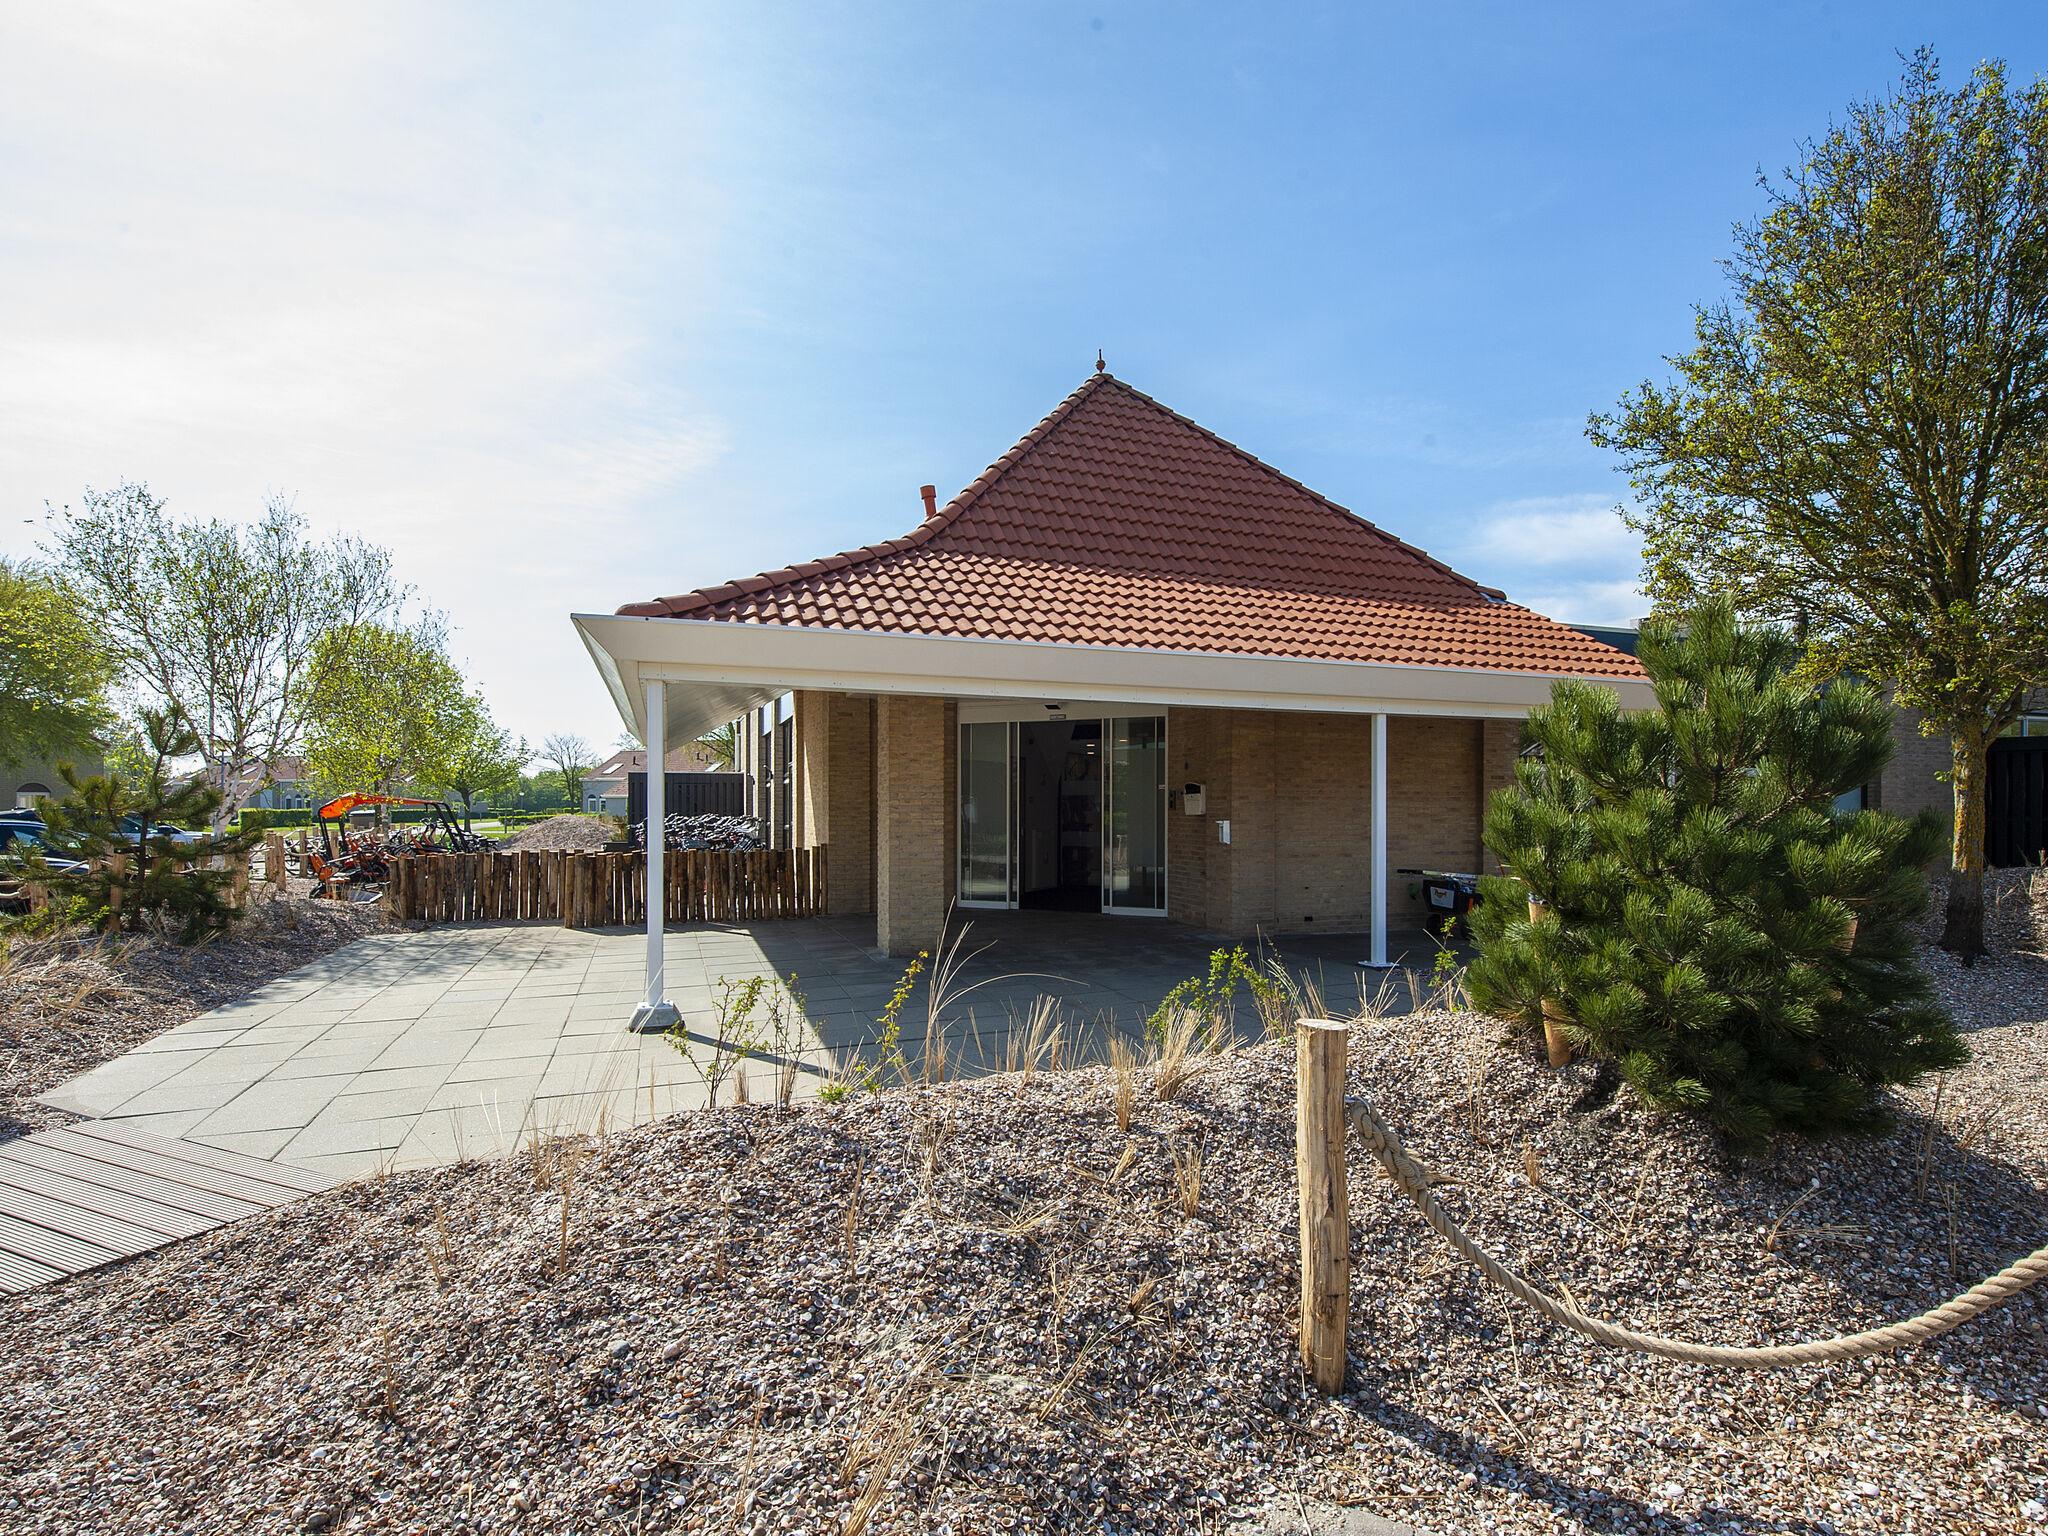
[1987,738,2048,868]
[1015,720,1101,910]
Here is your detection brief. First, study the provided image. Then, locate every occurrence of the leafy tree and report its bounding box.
[303,619,467,809]
[46,484,402,827]
[538,732,593,809]
[508,771,571,814]
[36,709,257,942]
[696,721,740,771]
[1467,605,1965,1146]
[1590,52,2048,961]
[0,560,114,764]
[427,694,526,827]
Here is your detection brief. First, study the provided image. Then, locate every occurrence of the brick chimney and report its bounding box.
[920,483,938,519]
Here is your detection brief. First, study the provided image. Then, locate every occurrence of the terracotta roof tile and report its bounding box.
[619,373,1644,680]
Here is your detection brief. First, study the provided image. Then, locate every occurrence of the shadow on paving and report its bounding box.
[732,909,1462,1082]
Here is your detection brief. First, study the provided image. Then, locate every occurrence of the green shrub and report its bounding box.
[1467,602,1965,1145]
[36,709,258,944]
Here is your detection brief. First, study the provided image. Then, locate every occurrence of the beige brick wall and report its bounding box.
[1385,716,1484,919]
[1877,704,1952,826]
[793,691,875,916]
[874,696,949,955]
[1479,717,1521,874]
[1163,707,1486,934]
[816,697,1498,944]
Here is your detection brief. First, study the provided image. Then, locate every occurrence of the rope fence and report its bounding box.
[1292,1017,2048,1388]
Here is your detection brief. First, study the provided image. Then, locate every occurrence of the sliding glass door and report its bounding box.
[1102,715,1168,914]
[960,713,1165,914]
[958,720,1015,907]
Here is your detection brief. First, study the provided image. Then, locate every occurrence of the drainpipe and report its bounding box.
[630,677,680,1034]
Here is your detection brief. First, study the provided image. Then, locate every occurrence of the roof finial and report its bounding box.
[1094,348,1105,374]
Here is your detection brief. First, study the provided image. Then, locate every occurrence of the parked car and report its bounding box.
[118,815,203,847]
[0,821,87,909]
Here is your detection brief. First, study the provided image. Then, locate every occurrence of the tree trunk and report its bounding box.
[1937,726,1989,962]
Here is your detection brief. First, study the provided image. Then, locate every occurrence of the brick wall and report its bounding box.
[1877,704,1952,825]
[1385,716,1483,919]
[1163,707,1487,934]
[874,696,949,955]
[793,691,875,915]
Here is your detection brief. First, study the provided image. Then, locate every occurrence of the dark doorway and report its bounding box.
[1016,720,1101,910]
[1988,737,2047,868]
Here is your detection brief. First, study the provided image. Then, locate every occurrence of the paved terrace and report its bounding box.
[39,913,1449,1185]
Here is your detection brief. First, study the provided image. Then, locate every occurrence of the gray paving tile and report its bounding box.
[365,1031,484,1071]
[187,1127,303,1161]
[277,1114,416,1161]
[337,1063,456,1099]
[188,1075,354,1136]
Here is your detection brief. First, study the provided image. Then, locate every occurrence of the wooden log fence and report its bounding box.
[386,846,828,927]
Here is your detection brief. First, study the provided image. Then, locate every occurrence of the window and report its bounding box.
[2002,714,2048,739]
[13,783,50,809]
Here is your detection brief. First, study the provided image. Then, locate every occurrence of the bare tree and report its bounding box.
[47,484,403,827]
[539,732,594,809]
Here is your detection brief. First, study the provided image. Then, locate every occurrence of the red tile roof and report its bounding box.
[621,373,1644,679]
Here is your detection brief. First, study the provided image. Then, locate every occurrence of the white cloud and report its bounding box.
[1509,577,1650,629]
[1431,492,1648,625]
[0,2,733,748]
[1460,493,1639,567]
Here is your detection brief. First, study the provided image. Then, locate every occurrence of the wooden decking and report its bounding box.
[0,1120,335,1294]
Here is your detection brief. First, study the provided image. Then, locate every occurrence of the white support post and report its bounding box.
[630,677,680,1034]
[1362,711,1393,970]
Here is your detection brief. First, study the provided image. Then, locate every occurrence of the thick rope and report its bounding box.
[1344,1098,2048,1368]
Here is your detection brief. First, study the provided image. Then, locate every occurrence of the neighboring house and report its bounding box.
[1573,621,2048,863]
[229,755,315,812]
[575,367,1652,956]
[1,751,104,809]
[580,746,716,816]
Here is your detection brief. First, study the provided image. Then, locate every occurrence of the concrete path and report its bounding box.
[39,914,1450,1187]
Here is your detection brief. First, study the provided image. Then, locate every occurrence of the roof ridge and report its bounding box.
[1100,377,1506,602]
[619,372,1116,619]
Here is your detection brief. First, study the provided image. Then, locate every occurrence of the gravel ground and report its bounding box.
[0,891,387,1140]
[498,815,620,852]
[3,942,2042,1535]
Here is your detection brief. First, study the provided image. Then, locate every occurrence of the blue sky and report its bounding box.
[5,3,2045,749]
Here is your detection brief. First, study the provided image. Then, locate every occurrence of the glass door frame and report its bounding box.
[956,718,1018,909]
[955,706,1169,917]
[1100,713,1170,917]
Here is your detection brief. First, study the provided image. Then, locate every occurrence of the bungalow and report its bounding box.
[575,367,1651,1026]
[581,745,720,817]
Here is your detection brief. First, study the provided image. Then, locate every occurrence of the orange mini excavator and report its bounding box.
[307,793,487,893]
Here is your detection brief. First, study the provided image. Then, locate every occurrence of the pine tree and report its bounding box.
[1467,603,1966,1145]
[37,709,257,943]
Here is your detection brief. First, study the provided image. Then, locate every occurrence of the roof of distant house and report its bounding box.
[619,372,1644,680]
[585,747,715,781]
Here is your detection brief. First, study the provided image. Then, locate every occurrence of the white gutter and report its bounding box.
[572,613,1656,747]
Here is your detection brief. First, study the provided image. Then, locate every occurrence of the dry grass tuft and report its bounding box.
[1107,1033,1137,1133]
[1149,1008,1223,1102]
[1170,1137,1203,1219]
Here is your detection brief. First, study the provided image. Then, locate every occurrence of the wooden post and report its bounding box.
[1296,1017,1350,1395]
[265,832,287,892]
[104,851,129,934]
[1528,897,1573,1068]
